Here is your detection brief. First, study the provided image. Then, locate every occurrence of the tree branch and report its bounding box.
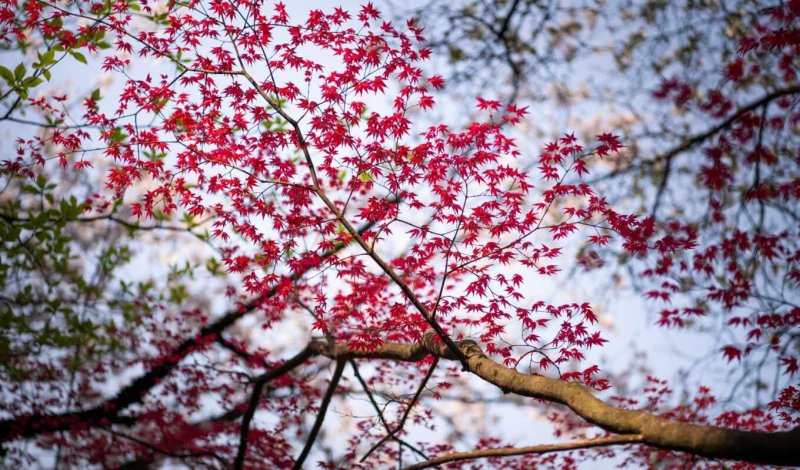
[589,84,800,189]
[233,346,314,470]
[0,219,378,443]
[358,357,438,462]
[234,62,471,371]
[349,360,429,461]
[403,434,646,470]
[106,429,229,468]
[654,84,800,169]
[309,334,800,466]
[291,360,345,470]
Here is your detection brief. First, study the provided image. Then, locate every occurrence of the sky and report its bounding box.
[0,0,779,467]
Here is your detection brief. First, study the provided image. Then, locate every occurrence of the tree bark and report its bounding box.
[3,333,798,467]
[311,333,800,467]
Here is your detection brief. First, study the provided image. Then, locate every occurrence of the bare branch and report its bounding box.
[291,360,346,470]
[589,85,800,189]
[358,358,439,462]
[233,346,315,470]
[349,360,429,461]
[403,434,646,470]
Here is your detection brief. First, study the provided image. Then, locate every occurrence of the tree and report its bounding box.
[407,0,800,417]
[0,0,798,468]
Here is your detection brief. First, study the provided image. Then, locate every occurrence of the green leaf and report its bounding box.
[206,257,223,276]
[13,63,25,81]
[144,149,166,161]
[59,200,71,220]
[70,51,88,64]
[41,49,55,65]
[32,212,49,226]
[109,128,127,143]
[23,77,43,89]
[0,66,13,84]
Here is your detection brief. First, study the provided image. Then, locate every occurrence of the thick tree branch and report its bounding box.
[0,219,376,443]
[310,334,800,466]
[403,434,646,470]
[5,322,798,466]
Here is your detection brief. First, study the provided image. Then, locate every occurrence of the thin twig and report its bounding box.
[349,360,429,461]
[359,358,439,462]
[233,57,471,370]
